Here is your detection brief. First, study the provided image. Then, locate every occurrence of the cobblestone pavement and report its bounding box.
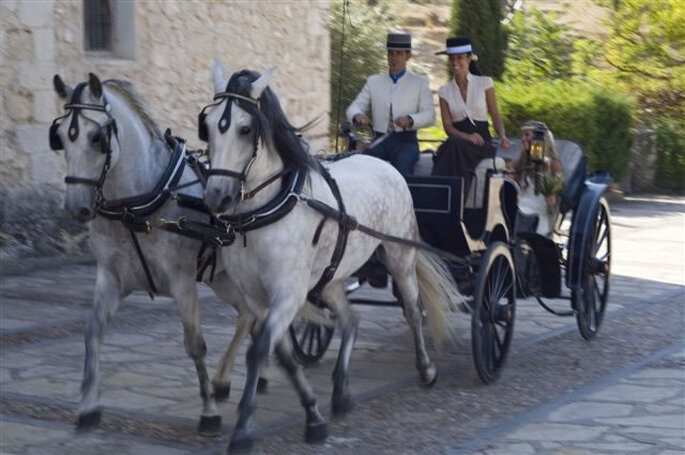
[1,195,683,454]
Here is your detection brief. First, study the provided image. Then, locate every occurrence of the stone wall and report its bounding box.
[1,0,331,264]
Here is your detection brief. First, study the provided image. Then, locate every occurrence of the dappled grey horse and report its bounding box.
[50,73,258,433]
[200,61,463,450]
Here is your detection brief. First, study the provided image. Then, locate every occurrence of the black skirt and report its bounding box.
[432,119,496,194]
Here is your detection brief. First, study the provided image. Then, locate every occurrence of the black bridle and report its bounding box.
[50,82,119,205]
[198,91,269,202]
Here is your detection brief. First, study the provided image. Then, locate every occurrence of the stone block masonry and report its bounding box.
[1,0,331,263]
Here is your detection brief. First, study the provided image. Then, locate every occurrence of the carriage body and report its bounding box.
[291,135,613,383]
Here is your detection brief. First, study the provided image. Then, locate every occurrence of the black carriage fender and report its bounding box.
[566,178,611,290]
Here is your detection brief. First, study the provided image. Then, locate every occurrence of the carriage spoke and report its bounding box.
[594,225,609,254]
[307,324,316,354]
[492,323,504,350]
[298,324,310,348]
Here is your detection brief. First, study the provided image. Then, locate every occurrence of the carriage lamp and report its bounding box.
[530,128,546,195]
[529,129,546,163]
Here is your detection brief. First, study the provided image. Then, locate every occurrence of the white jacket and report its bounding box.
[346,71,435,134]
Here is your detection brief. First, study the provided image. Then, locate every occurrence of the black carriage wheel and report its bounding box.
[471,242,516,384]
[573,197,611,340]
[289,309,335,365]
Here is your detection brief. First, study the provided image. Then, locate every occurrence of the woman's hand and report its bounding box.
[466,133,485,146]
[500,136,511,149]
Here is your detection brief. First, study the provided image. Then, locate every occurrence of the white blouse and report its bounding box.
[437,73,494,124]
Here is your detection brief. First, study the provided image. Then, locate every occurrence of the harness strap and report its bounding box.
[242,167,293,200]
[307,165,351,305]
[303,198,469,267]
[127,228,157,298]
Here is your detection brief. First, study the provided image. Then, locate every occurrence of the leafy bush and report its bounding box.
[654,118,685,192]
[329,0,400,140]
[499,80,635,180]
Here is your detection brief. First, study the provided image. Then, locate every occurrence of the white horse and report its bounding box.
[201,61,462,450]
[50,73,259,433]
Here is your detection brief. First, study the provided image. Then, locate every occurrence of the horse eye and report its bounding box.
[239,125,251,136]
[92,131,102,144]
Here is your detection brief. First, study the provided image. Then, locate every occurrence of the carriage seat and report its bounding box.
[413,152,505,209]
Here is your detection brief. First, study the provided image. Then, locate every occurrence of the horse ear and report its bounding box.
[213,58,227,93]
[53,74,72,100]
[250,67,275,100]
[88,72,103,99]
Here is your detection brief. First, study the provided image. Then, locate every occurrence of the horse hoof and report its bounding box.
[331,393,354,416]
[420,365,438,388]
[228,433,254,453]
[305,422,328,443]
[257,377,268,394]
[198,415,222,434]
[76,408,102,429]
[214,382,231,402]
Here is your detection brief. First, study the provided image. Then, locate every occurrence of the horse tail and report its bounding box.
[416,249,466,347]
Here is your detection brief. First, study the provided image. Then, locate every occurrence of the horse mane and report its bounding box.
[103,79,163,141]
[225,70,317,173]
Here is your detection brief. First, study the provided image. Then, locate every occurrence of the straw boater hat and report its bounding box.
[381,32,413,50]
[435,36,479,60]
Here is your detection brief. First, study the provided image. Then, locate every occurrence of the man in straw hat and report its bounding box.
[346,32,435,175]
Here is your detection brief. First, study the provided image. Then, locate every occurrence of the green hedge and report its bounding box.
[498,80,635,180]
[654,118,685,192]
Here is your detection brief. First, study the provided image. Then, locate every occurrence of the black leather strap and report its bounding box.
[307,164,351,305]
[128,228,157,298]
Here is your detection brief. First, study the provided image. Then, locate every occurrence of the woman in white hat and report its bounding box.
[432,36,510,191]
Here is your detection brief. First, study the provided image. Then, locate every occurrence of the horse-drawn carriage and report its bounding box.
[291,130,613,384]
[50,67,613,450]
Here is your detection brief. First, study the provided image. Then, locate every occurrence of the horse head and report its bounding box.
[201,59,316,214]
[201,60,275,213]
[51,73,121,221]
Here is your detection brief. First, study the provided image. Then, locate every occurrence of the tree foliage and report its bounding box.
[601,0,684,120]
[449,0,507,79]
[503,9,574,82]
[329,0,400,139]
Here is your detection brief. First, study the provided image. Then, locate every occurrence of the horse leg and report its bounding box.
[324,283,359,416]
[211,310,251,401]
[206,273,267,399]
[78,268,121,428]
[383,246,438,386]
[230,296,306,451]
[274,336,327,443]
[173,283,221,434]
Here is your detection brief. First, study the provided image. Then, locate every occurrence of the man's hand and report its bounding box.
[394,116,413,130]
[500,136,511,149]
[353,114,370,126]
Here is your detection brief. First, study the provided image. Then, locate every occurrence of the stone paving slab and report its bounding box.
[462,344,685,455]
